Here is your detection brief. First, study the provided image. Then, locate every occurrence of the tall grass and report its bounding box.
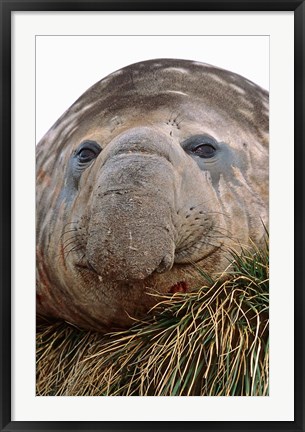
[36,238,269,396]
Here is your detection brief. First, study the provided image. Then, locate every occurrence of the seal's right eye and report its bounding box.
[75,141,102,164]
[78,148,97,163]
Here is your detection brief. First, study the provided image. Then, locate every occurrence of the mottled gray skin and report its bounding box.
[36,59,269,332]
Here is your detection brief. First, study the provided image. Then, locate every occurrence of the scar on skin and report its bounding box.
[169,280,188,293]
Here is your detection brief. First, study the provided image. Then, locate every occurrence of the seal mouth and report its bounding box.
[75,252,174,282]
[75,260,191,296]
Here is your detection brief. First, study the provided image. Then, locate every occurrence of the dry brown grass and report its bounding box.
[36,238,269,396]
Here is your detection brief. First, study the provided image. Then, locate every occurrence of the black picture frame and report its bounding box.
[1,1,304,431]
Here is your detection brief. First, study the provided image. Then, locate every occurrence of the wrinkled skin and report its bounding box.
[36,59,269,332]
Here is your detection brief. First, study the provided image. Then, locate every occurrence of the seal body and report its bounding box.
[36,59,268,331]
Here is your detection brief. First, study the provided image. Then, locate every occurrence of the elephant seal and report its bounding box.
[36,59,268,332]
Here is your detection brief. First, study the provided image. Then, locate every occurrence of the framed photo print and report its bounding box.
[1,1,304,431]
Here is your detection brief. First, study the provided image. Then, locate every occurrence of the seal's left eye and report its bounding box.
[76,140,102,163]
[193,144,216,158]
[181,134,218,159]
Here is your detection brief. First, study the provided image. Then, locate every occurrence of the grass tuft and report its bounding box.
[36,238,269,396]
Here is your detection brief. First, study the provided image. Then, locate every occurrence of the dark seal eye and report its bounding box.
[78,148,97,163]
[181,135,218,159]
[192,143,216,158]
[75,140,102,164]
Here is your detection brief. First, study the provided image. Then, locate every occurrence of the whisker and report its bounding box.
[199,210,230,219]
[60,229,77,240]
[78,253,86,263]
[62,235,83,247]
[62,239,80,252]
[199,240,225,250]
[168,109,176,122]
[62,221,78,230]
[206,232,231,240]
[60,228,78,239]
[176,115,185,127]
[210,226,234,238]
[66,245,84,259]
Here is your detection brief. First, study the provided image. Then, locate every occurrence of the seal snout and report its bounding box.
[86,140,178,282]
[86,192,176,281]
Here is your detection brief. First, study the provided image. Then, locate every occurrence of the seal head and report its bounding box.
[36,59,268,331]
